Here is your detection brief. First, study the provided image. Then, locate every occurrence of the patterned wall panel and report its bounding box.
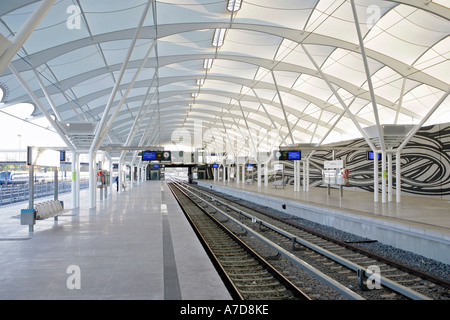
[276,123,450,199]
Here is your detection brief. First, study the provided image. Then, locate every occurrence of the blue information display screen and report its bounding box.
[288,151,301,160]
[212,164,219,168]
[142,151,156,160]
[367,151,381,160]
[279,150,301,160]
[142,151,171,161]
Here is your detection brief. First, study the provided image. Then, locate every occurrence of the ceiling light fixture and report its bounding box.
[212,28,227,47]
[203,58,213,69]
[191,93,199,98]
[196,79,205,86]
[227,0,242,12]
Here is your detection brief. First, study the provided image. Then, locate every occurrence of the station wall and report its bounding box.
[278,122,450,199]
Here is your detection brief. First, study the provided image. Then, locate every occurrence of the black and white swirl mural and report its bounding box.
[275,123,450,199]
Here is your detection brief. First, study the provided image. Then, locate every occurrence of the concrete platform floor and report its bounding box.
[0,180,231,300]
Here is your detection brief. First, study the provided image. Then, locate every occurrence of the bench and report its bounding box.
[35,200,67,220]
[245,179,253,184]
[21,200,68,232]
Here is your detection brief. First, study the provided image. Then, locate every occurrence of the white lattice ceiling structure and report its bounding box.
[0,0,449,158]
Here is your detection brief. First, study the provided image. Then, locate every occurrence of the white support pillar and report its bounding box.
[257,164,261,187]
[396,150,401,203]
[295,161,298,192]
[306,159,310,192]
[75,153,80,208]
[109,159,113,197]
[374,152,379,202]
[264,164,268,187]
[382,151,387,203]
[302,161,306,192]
[294,161,297,192]
[118,159,123,194]
[236,165,240,184]
[298,160,302,192]
[388,152,393,202]
[242,165,245,183]
[88,149,96,208]
[71,151,78,209]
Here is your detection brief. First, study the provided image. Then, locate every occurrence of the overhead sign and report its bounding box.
[142,151,171,162]
[277,150,301,160]
[274,164,283,171]
[27,147,60,167]
[324,160,344,169]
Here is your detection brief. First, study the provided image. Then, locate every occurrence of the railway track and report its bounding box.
[168,180,311,300]
[170,179,450,300]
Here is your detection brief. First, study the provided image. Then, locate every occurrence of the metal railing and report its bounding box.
[0,180,89,206]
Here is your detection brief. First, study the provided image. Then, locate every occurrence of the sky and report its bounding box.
[0,102,65,150]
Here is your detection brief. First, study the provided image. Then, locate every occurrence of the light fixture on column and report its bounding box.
[212,28,227,47]
[203,58,213,70]
[227,0,242,12]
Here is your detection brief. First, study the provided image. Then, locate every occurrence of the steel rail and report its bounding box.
[168,180,310,300]
[173,181,365,300]
[181,182,434,300]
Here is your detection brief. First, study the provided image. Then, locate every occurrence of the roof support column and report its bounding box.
[301,44,377,152]
[71,151,79,209]
[395,149,401,203]
[8,64,76,152]
[32,67,63,121]
[350,0,385,152]
[96,40,157,149]
[251,88,285,145]
[227,109,253,157]
[127,102,160,166]
[271,70,295,145]
[237,101,258,160]
[119,76,157,163]
[0,0,55,75]
[394,89,450,203]
[394,78,407,124]
[374,151,379,202]
[221,118,236,160]
[118,158,124,194]
[88,0,152,208]
[397,89,450,152]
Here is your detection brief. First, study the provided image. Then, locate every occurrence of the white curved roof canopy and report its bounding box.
[0,0,449,159]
